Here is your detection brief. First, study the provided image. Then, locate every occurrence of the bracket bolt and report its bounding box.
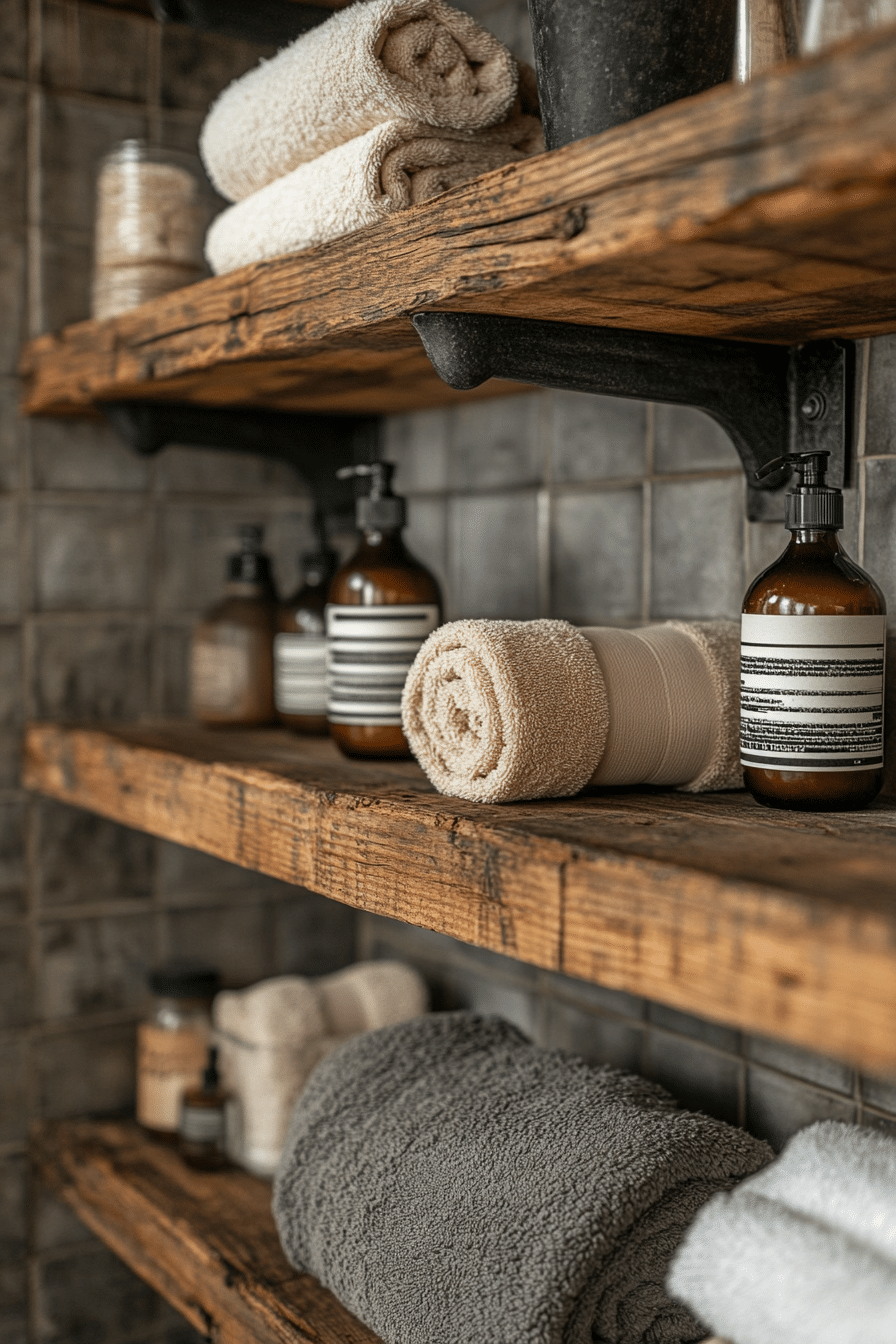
[801,391,827,421]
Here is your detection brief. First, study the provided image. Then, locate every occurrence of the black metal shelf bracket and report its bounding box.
[412,313,853,521]
[101,400,379,534]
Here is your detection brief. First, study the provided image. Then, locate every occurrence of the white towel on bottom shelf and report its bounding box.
[204,114,543,275]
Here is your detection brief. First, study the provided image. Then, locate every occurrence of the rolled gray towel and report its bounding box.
[273,1012,771,1344]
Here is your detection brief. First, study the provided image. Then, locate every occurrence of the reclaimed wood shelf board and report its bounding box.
[23,720,896,1073]
[19,25,896,418]
[31,1118,381,1344]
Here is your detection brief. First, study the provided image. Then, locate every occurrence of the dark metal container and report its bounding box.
[527,0,738,149]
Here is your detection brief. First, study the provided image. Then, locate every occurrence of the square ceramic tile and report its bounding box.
[550,390,647,483]
[34,1243,169,1344]
[34,799,153,909]
[650,475,745,619]
[383,409,450,494]
[0,1151,26,1264]
[39,227,93,332]
[0,800,26,922]
[404,496,448,606]
[551,487,642,622]
[40,93,147,235]
[0,498,19,617]
[648,1002,740,1054]
[448,394,545,490]
[540,997,644,1072]
[42,0,152,102]
[866,334,896,457]
[654,403,740,473]
[0,83,26,234]
[273,891,359,977]
[0,378,22,492]
[160,25,272,111]
[38,913,155,1021]
[29,416,151,491]
[164,902,276,987]
[153,443,305,496]
[746,1065,855,1150]
[0,0,27,78]
[152,621,191,718]
[745,1034,853,1094]
[861,1071,896,1114]
[0,925,30,1030]
[645,1029,741,1125]
[33,501,151,611]
[31,618,152,720]
[0,232,25,376]
[449,490,539,619]
[35,1020,136,1118]
[0,1034,30,1143]
[542,969,645,1021]
[862,457,896,613]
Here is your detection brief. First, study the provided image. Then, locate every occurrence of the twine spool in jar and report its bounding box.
[92,140,211,320]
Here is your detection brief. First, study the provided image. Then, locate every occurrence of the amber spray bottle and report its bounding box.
[190,524,278,726]
[741,450,886,810]
[274,542,338,734]
[326,463,441,759]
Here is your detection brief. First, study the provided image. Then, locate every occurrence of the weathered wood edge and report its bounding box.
[22,721,896,1072]
[31,1119,381,1344]
[19,25,896,415]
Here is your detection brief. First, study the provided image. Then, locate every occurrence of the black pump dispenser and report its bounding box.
[202,1045,220,1093]
[336,462,406,532]
[756,451,843,532]
[227,523,275,588]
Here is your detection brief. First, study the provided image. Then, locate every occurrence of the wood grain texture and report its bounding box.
[23,721,896,1071]
[31,1119,381,1344]
[20,25,896,417]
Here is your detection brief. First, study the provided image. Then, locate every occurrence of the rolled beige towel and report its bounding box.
[401,618,741,803]
[205,114,542,274]
[200,0,524,203]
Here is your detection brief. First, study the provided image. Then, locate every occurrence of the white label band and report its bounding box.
[274,633,327,714]
[740,613,886,772]
[326,603,440,725]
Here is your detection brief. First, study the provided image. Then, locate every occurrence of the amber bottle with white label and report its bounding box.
[191,525,278,726]
[327,463,441,759]
[741,450,886,810]
[275,548,337,734]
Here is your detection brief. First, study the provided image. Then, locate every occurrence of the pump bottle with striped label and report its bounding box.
[741,449,886,811]
[326,462,441,759]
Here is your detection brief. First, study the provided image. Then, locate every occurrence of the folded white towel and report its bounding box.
[200,0,523,203]
[401,618,741,804]
[214,962,428,1176]
[668,1121,896,1344]
[205,113,542,274]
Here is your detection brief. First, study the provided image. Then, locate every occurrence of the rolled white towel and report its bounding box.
[204,114,543,275]
[318,960,429,1035]
[401,618,741,804]
[200,0,524,203]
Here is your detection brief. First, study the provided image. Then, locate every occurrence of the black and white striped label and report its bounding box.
[326,604,440,726]
[274,634,327,716]
[741,613,886,772]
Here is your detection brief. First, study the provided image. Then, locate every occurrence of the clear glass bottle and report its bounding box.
[741,450,886,810]
[327,464,441,759]
[191,525,278,727]
[137,961,219,1142]
[275,547,338,734]
[92,139,214,321]
[179,1045,228,1171]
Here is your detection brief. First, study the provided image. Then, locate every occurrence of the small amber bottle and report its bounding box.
[742,450,886,811]
[179,1045,228,1170]
[274,547,338,734]
[190,525,278,726]
[327,463,441,759]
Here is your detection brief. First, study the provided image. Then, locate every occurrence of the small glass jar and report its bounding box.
[136,960,219,1142]
[92,140,214,321]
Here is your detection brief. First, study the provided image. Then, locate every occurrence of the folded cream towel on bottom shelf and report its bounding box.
[204,114,543,274]
[273,1012,771,1344]
[401,617,741,803]
[215,961,428,1176]
[200,0,523,202]
[668,1122,896,1344]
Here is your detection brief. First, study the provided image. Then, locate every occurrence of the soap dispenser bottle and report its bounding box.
[190,524,278,726]
[741,450,886,810]
[326,463,441,758]
[274,546,338,734]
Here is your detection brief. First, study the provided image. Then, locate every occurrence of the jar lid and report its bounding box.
[147,959,219,999]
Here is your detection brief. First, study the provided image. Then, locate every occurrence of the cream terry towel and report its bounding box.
[200,0,523,203]
[667,1121,896,1344]
[401,618,741,803]
[204,113,542,274]
[215,961,428,1177]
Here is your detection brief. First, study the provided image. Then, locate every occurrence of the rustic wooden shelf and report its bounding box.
[23,720,896,1073]
[32,1118,381,1344]
[33,1118,728,1344]
[19,25,896,418]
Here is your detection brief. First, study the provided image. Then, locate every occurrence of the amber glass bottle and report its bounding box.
[190,525,278,726]
[741,451,886,811]
[327,463,441,759]
[275,548,338,734]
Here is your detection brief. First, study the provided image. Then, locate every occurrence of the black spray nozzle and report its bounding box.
[756,450,831,487]
[336,462,404,531]
[756,451,841,531]
[203,1045,219,1091]
[228,523,274,588]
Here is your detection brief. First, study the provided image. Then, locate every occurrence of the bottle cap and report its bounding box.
[335,462,406,531]
[227,523,274,585]
[148,959,219,999]
[756,451,843,531]
[202,1045,220,1092]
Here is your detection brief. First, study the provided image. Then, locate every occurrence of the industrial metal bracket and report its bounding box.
[101,400,378,530]
[412,313,853,522]
[150,0,331,46]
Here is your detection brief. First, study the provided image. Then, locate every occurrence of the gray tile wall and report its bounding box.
[3,0,896,1341]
